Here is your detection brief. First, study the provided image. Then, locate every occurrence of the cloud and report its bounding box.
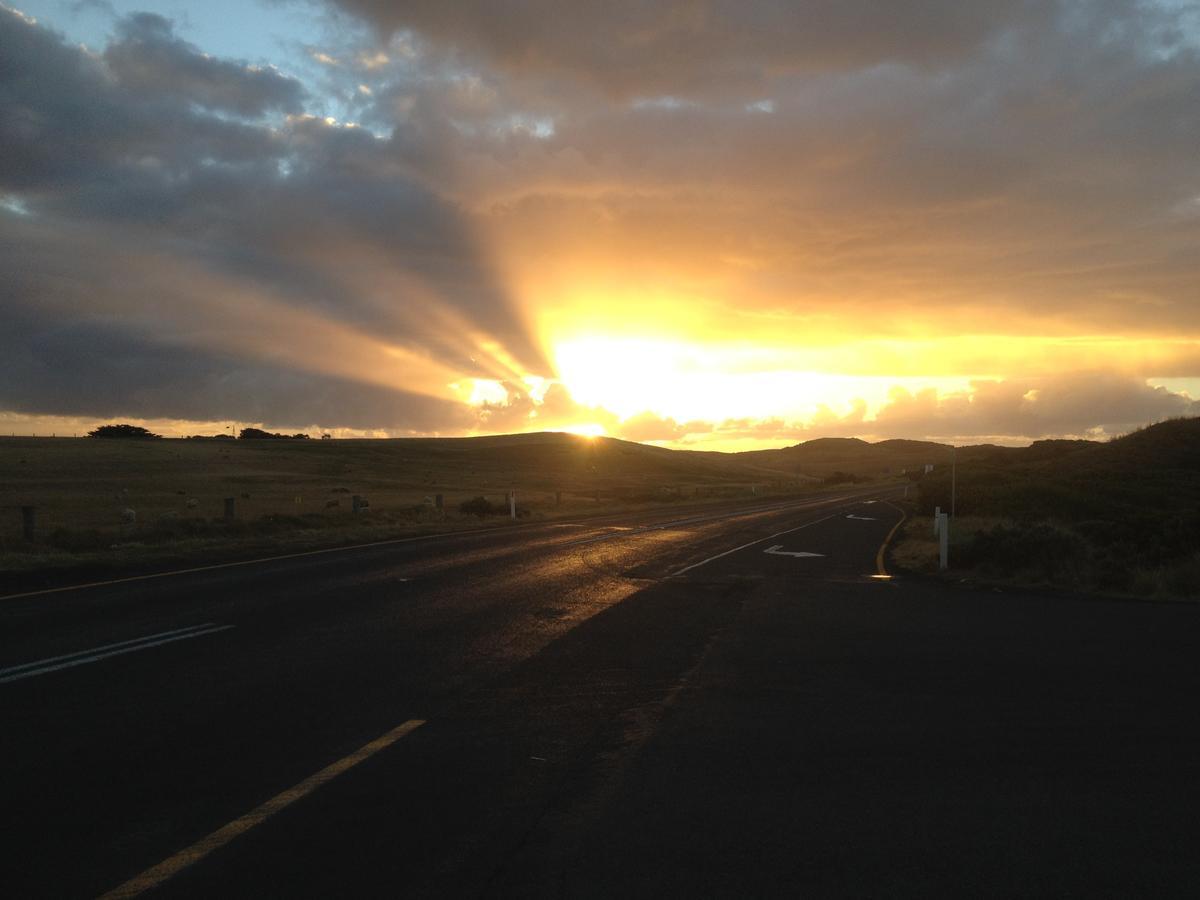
[333,0,1053,98]
[335,0,1200,346]
[103,13,307,117]
[0,7,547,431]
[472,381,618,433]
[617,411,712,442]
[869,372,1200,440]
[4,2,1199,443]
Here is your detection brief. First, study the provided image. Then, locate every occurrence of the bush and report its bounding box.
[826,471,869,485]
[238,428,310,440]
[957,523,1087,581]
[459,496,497,517]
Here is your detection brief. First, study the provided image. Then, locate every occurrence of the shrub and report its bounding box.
[459,496,497,517]
[957,523,1088,581]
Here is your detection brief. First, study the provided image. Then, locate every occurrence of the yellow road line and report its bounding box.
[875,500,908,576]
[97,718,426,899]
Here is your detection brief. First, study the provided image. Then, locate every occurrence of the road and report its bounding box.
[1,487,1197,898]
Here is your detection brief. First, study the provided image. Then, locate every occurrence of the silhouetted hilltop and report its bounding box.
[737,436,950,478]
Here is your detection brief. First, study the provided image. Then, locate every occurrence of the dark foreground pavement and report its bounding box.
[1,489,1197,898]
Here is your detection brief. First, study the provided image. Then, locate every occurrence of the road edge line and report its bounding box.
[875,500,908,577]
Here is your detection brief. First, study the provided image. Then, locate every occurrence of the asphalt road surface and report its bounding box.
[2,488,1197,898]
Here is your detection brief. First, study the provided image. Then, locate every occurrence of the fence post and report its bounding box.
[938,512,949,570]
[352,494,363,513]
[224,497,236,521]
[509,490,517,520]
[934,506,941,535]
[20,505,35,542]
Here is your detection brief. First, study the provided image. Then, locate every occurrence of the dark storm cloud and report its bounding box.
[0,8,286,191]
[104,12,307,117]
[0,7,546,430]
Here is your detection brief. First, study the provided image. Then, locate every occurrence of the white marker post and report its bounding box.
[509,490,517,520]
[938,512,949,570]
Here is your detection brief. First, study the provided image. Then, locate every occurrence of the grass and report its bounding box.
[1,431,841,579]
[892,420,1200,600]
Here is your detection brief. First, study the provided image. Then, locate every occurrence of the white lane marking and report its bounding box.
[763,545,825,558]
[0,623,235,684]
[846,514,877,521]
[0,623,214,676]
[670,512,841,577]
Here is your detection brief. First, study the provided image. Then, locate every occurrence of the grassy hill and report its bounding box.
[915,418,1200,597]
[0,431,802,566]
[733,436,953,480]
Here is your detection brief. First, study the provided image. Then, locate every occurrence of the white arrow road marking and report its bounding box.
[763,545,825,558]
[846,514,877,520]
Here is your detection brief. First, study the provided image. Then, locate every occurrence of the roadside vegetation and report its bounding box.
[894,418,1200,600]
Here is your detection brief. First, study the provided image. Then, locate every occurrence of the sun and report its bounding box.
[559,422,606,438]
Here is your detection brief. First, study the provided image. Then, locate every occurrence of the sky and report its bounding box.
[2,0,1199,449]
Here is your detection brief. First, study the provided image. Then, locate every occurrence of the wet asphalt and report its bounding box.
[1,487,1196,898]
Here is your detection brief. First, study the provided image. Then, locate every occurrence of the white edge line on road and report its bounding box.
[669,512,842,577]
[98,718,427,900]
[0,622,216,676]
[0,624,235,685]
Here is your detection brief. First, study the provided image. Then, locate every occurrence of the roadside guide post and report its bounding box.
[938,512,949,570]
[934,506,941,534]
[509,490,517,520]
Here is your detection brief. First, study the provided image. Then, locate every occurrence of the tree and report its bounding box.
[87,424,162,439]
